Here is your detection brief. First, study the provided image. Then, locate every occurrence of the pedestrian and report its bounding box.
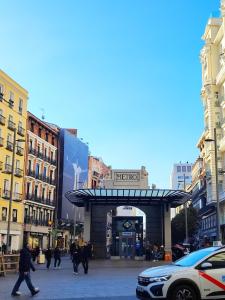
[80,242,89,274]
[54,246,61,269]
[11,242,39,297]
[2,242,6,254]
[70,241,76,260]
[35,246,40,262]
[87,241,93,259]
[45,247,52,270]
[72,243,81,275]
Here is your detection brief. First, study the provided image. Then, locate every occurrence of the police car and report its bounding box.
[136,246,225,300]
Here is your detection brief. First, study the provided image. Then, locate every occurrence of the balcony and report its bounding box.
[2,190,10,199]
[49,178,56,186]
[6,140,13,151]
[0,137,4,147]
[15,168,23,177]
[27,169,35,178]
[0,114,6,125]
[51,159,57,166]
[4,163,12,174]
[37,151,44,160]
[25,194,55,206]
[13,192,22,202]
[8,99,14,108]
[8,120,16,131]
[17,126,25,137]
[28,147,36,156]
[16,146,24,156]
[24,217,51,227]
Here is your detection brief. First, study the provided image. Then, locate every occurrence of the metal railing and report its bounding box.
[17,126,25,137]
[6,140,13,151]
[15,168,23,177]
[4,163,12,173]
[16,146,24,156]
[8,120,16,131]
[0,114,6,125]
[0,136,4,147]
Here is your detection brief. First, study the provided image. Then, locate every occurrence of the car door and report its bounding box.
[198,251,225,299]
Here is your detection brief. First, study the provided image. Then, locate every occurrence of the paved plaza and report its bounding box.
[0,257,166,300]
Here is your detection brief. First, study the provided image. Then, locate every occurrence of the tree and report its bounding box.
[171,205,199,244]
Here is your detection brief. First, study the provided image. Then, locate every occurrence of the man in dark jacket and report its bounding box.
[72,244,80,274]
[11,243,39,297]
[54,246,61,269]
[80,242,89,274]
[45,247,52,269]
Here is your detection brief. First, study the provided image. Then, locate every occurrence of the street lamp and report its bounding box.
[6,128,25,253]
[205,127,221,242]
[178,174,188,243]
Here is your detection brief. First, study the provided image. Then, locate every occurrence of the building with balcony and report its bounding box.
[198,0,225,242]
[88,156,110,188]
[0,69,28,251]
[24,112,59,249]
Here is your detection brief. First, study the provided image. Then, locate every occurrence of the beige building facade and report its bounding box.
[199,0,225,240]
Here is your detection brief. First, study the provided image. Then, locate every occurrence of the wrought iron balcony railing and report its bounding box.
[17,126,25,137]
[8,120,16,131]
[0,114,6,125]
[15,168,23,177]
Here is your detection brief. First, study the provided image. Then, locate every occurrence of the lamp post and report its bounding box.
[205,127,221,242]
[178,174,188,243]
[6,128,25,253]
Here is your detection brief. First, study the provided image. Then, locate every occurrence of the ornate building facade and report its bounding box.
[23,112,59,249]
[199,0,225,241]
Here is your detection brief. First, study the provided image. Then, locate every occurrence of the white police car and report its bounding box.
[136,246,225,299]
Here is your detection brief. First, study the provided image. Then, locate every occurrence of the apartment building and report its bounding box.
[198,0,225,242]
[23,112,59,249]
[88,156,110,188]
[0,69,28,250]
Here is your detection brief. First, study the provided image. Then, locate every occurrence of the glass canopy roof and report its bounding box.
[65,188,191,208]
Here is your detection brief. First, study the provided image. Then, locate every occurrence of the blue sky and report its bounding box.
[0,0,221,188]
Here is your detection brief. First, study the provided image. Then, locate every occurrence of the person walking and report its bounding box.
[54,246,61,269]
[80,242,89,274]
[45,247,52,270]
[72,243,81,275]
[11,243,39,297]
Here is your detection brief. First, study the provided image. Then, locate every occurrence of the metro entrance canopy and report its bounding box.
[65,188,191,207]
[65,188,191,259]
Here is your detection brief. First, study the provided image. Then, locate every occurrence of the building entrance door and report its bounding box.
[119,233,135,259]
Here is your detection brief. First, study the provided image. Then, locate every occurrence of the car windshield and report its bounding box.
[173,247,219,267]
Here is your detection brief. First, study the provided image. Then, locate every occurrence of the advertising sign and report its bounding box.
[60,129,88,221]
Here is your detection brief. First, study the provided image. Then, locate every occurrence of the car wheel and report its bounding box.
[170,284,198,300]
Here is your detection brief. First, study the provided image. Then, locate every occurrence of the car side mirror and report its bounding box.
[200,262,212,269]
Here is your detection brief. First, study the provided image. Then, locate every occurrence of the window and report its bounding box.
[206,252,225,268]
[48,190,52,200]
[9,115,13,122]
[0,84,3,100]
[29,139,33,149]
[34,185,38,199]
[9,91,14,108]
[18,121,22,129]
[44,148,47,158]
[7,133,12,142]
[177,166,181,172]
[37,144,40,154]
[5,155,11,165]
[187,166,192,172]
[26,182,31,198]
[182,166,186,172]
[18,98,23,114]
[42,188,45,200]
[2,207,7,221]
[50,151,53,160]
[52,137,55,146]
[30,122,34,132]
[0,108,3,116]
[45,132,49,142]
[38,128,42,137]
[35,164,40,176]
[28,160,32,172]
[43,166,47,177]
[12,209,17,222]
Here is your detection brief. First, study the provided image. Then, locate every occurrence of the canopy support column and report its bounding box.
[83,204,91,242]
[164,203,172,261]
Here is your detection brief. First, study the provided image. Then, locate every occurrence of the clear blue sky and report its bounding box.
[0,0,220,188]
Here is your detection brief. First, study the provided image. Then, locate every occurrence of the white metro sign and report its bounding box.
[115,172,140,182]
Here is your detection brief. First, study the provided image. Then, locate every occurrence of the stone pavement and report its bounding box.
[0,257,167,300]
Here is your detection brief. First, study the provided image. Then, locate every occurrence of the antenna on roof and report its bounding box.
[40,108,45,120]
